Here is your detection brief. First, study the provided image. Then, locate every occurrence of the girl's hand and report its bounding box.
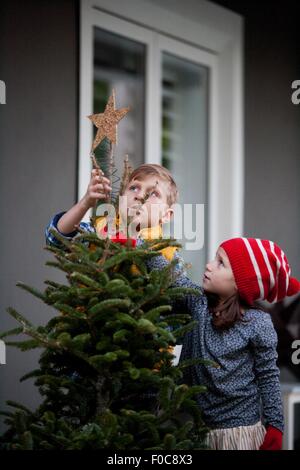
[81,169,112,209]
[259,425,283,450]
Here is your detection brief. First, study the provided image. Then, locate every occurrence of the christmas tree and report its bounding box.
[0,92,212,450]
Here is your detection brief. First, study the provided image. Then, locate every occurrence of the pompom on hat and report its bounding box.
[220,237,300,305]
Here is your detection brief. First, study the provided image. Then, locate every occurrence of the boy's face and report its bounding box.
[202,247,238,300]
[119,175,173,232]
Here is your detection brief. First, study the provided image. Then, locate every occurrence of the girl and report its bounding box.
[150,237,300,450]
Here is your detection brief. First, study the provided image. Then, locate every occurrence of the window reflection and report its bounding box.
[162,53,208,280]
[93,27,146,183]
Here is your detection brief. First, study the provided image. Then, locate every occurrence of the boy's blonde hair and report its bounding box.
[127,164,178,207]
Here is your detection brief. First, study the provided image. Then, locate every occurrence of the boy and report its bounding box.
[45,163,183,410]
[45,163,178,263]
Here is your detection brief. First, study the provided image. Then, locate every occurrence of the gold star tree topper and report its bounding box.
[88,89,130,152]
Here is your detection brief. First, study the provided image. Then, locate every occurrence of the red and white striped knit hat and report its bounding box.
[220,238,300,305]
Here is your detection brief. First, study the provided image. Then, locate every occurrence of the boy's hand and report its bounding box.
[81,169,112,209]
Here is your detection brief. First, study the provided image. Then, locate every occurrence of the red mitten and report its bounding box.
[98,225,137,247]
[111,231,137,247]
[259,425,283,450]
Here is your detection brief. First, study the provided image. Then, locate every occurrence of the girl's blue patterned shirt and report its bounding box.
[148,255,284,432]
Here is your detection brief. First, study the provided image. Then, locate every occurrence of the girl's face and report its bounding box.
[202,247,238,300]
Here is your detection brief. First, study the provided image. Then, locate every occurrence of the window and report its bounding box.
[93,27,146,175]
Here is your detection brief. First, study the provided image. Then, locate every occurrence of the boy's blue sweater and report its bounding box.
[148,255,284,433]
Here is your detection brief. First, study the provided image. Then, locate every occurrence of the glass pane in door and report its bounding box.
[93,27,145,187]
[161,52,208,281]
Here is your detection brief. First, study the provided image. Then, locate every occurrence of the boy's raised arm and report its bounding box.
[57,169,111,234]
[45,169,111,248]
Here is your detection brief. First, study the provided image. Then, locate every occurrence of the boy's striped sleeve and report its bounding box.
[45,211,95,248]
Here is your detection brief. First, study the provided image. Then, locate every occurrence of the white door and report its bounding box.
[80,1,243,282]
